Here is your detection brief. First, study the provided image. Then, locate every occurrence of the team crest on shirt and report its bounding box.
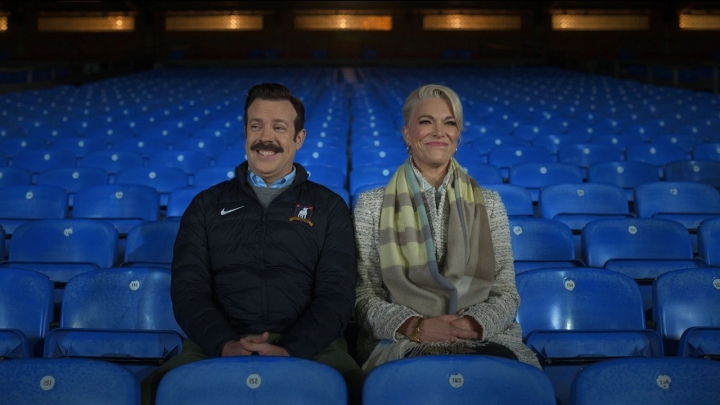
[290,204,314,226]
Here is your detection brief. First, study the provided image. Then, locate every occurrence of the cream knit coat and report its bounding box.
[353,186,541,369]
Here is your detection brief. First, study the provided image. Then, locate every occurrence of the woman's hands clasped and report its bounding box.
[401,314,484,343]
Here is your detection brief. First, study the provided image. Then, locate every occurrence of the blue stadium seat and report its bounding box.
[350,146,406,169]
[296,147,348,172]
[191,128,237,146]
[349,165,395,196]
[516,267,648,337]
[516,267,662,405]
[0,137,48,156]
[79,150,143,180]
[166,187,202,220]
[488,146,554,180]
[589,134,645,151]
[114,167,188,207]
[558,143,624,178]
[0,268,54,358]
[193,166,236,188]
[0,219,119,287]
[539,183,630,257]
[147,150,210,175]
[587,160,659,201]
[651,134,704,154]
[44,267,184,380]
[122,221,180,268]
[173,137,228,161]
[513,124,558,142]
[51,137,107,158]
[582,218,706,313]
[635,181,720,252]
[626,143,689,178]
[215,149,246,167]
[36,167,108,206]
[12,149,76,180]
[0,358,140,405]
[509,162,584,202]
[698,217,720,266]
[692,142,720,161]
[305,164,346,188]
[460,162,503,185]
[664,160,720,191]
[509,218,583,273]
[653,267,720,357]
[455,144,485,165]
[139,125,191,146]
[0,167,32,187]
[532,134,576,155]
[111,138,168,159]
[156,357,347,405]
[363,355,555,405]
[483,184,535,217]
[72,184,160,235]
[571,358,720,405]
[0,184,68,235]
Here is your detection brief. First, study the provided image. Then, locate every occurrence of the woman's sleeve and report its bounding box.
[463,190,521,340]
[354,189,419,341]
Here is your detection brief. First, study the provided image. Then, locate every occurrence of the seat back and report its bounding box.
[8,219,119,270]
[558,143,624,168]
[516,268,645,338]
[698,217,720,266]
[123,221,180,267]
[0,268,54,357]
[692,143,720,161]
[508,218,576,262]
[363,355,556,405]
[539,183,629,230]
[79,150,143,174]
[582,218,694,268]
[73,185,159,231]
[653,268,720,352]
[0,185,68,234]
[635,181,720,225]
[156,357,346,405]
[193,166,236,188]
[147,150,210,174]
[166,187,202,219]
[0,167,32,187]
[0,358,139,405]
[664,160,720,189]
[61,267,182,334]
[114,167,188,194]
[509,162,583,201]
[571,358,720,405]
[587,160,658,200]
[12,149,76,173]
[483,184,534,217]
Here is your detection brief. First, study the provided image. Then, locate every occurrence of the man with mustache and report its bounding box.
[141,83,363,404]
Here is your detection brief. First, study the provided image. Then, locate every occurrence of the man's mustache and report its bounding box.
[250,141,284,153]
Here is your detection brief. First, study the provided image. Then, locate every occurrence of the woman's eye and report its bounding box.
[446,121,457,126]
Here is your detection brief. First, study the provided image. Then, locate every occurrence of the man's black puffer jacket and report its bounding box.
[171,162,357,359]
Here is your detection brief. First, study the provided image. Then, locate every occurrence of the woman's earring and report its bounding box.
[406,144,412,155]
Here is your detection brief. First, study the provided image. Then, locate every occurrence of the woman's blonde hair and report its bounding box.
[401,84,464,132]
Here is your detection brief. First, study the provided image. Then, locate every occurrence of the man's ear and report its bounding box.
[294,129,306,150]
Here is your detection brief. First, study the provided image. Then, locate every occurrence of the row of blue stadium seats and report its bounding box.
[1,180,718,231]
[2,141,719,183]
[2,215,720,286]
[3,355,718,404]
[2,265,719,404]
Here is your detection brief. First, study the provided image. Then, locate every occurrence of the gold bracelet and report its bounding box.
[409,317,424,343]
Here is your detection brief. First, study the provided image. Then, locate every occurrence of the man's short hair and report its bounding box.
[243,83,305,138]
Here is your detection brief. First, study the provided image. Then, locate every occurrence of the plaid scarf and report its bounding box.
[378,157,496,317]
